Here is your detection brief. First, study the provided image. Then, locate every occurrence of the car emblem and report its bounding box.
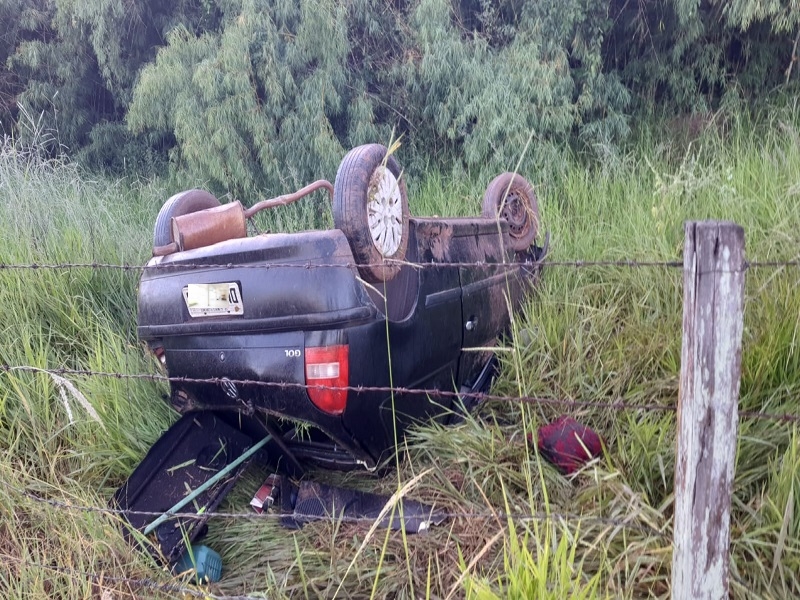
[220,378,238,400]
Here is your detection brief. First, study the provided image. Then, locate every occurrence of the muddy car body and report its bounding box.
[137,144,545,473]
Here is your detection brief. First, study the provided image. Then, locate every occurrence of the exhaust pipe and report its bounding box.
[153,180,334,256]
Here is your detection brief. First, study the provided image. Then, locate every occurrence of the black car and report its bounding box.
[136,144,546,474]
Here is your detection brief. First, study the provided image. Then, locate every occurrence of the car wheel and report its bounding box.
[153,189,221,248]
[333,144,410,283]
[482,173,539,252]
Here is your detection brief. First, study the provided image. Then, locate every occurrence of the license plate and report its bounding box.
[182,283,244,317]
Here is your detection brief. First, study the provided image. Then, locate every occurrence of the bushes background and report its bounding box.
[1,0,797,193]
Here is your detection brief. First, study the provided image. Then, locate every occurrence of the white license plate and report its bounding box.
[182,283,244,317]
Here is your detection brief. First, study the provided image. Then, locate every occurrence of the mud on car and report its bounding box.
[136,143,546,475]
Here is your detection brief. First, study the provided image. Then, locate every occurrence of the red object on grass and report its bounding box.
[534,416,603,474]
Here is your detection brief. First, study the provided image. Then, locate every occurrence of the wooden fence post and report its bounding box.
[672,221,746,599]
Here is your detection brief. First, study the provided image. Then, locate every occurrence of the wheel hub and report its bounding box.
[367,166,403,257]
[501,192,531,239]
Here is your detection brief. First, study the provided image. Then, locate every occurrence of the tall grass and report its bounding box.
[0,103,798,599]
[0,139,177,597]
[481,105,800,597]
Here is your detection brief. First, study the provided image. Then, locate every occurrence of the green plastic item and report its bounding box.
[175,544,223,583]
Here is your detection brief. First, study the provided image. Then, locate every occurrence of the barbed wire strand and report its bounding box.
[1,363,678,415]
[1,553,262,600]
[0,258,797,272]
[0,259,653,271]
[3,364,799,422]
[12,485,667,538]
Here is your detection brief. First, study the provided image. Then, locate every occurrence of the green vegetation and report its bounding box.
[1,105,799,598]
[2,3,798,598]
[2,0,799,192]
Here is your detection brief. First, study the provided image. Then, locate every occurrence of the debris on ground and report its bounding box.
[113,413,254,564]
[174,544,223,583]
[114,410,447,589]
[278,479,446,533]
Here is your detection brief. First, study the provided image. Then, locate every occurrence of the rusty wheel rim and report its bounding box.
[500,190,532,241]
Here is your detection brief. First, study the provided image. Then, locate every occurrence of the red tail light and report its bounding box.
[304,345,349,415]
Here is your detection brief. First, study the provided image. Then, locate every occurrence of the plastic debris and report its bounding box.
[250,474,281,514]
[174,544,223,583]
[280,480,446,532]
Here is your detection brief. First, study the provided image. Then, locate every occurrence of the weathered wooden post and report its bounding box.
[672,221,746,599]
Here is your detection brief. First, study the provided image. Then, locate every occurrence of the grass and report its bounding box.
[0,102,799,598]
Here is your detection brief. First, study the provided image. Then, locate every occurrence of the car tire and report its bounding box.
[482,173,539,252]
[153,189,221,248]
[333,144,410,283]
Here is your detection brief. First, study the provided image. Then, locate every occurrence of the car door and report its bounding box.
[457,219,521,389]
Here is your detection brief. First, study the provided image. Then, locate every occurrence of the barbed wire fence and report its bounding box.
[1,226,799,597]
[1,365,798,423]
[0,258,797,271]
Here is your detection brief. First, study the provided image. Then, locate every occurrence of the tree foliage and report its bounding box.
[0,0,42,132]
[127,0,374,195]
[8,1,103,150]
[126,0,632,190]
[4,0,216,164]
[607,1,796,112]
[1,0,799,188]
[401,0,630,170]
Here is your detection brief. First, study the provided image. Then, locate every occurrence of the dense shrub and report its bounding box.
[2,0,798,189]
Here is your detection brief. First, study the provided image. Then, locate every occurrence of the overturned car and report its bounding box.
[136,144,546,475]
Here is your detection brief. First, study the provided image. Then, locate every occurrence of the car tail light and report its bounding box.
[304,345,349,415]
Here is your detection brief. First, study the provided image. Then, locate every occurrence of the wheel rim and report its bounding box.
[500,190,532,240]
[367,166,403,257]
